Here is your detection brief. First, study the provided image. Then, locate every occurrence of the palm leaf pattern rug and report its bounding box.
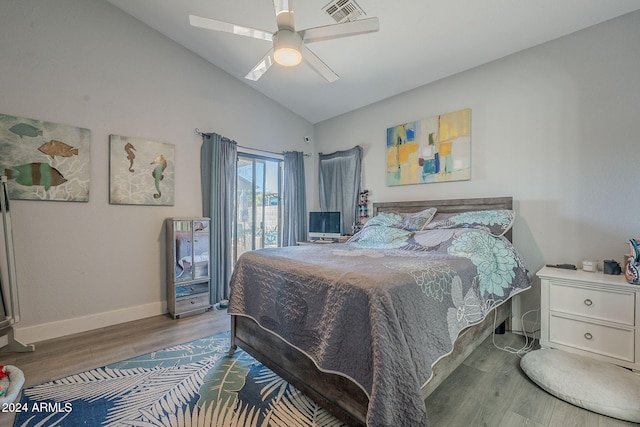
[14,332,346,426]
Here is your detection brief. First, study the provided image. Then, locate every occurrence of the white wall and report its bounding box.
[0,0,314,343]
[2,1,638,344]
[315,11,640,329]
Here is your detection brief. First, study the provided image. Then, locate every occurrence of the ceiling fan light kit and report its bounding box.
[189,0,379,82]
[273,30,303,66]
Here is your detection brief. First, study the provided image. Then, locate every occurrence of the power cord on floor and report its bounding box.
[492,307,540,357]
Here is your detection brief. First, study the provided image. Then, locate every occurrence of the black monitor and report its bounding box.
[308,211,341,241]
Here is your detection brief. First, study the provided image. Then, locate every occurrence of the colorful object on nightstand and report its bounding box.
[625,239,640,285]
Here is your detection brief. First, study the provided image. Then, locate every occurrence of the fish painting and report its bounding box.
[5,163,67,191]
[124,142,136,172]
[38,140,79,158]
[151,154,167,199]
[8,123,43,138]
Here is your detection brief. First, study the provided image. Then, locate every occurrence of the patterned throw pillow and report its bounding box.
[363,207,437,231]
[346,225,411,248]
[364,212,404,228]
[424,209,515,236]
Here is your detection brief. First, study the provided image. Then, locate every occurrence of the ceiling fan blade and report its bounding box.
[273,0,295,30]
[301,46,339,83]
[302,17,379,44]
[189,15,273,41]
[245,48,275,81]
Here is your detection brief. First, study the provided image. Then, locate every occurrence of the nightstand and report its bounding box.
[537,266,639,371]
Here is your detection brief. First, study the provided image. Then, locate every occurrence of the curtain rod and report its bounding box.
[195,128,310,157]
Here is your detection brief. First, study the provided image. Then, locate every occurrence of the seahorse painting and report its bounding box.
[109,135,174,205]
[151,154,167,199]
[124,142,136,172]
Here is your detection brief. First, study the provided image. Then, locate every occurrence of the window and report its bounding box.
[234,153,283,263]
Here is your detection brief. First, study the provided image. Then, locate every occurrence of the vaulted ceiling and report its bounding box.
[106,0,640,123]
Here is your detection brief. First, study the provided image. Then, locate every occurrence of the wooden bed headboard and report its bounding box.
[372,196,514,241]
[372,196,512,215]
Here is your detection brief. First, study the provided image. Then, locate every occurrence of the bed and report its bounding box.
[228,197,531,426]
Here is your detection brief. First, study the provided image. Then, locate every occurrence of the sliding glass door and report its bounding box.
[234,154,282,263]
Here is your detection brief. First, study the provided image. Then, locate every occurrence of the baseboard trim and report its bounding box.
[15,302,166,344]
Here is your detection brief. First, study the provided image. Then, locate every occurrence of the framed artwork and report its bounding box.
[0,113,91,201]
[386,108,471,186]
[109,135,175,206]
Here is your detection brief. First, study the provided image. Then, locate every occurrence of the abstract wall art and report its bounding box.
[386,108,471,186]
[0,113,91,201]
[109,135,175,206]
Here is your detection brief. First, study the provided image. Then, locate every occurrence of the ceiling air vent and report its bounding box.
[323,0,366,23]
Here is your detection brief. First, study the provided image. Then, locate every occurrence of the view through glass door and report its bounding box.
[234,153,282,263]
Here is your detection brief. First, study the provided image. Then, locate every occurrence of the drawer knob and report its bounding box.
[584,298,593,306]
[584,332,593,340]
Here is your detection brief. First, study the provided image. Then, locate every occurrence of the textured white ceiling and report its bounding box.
[106,0,640,123]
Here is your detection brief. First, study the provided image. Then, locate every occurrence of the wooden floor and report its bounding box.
[0,309,636,426]
[425,332,638,427]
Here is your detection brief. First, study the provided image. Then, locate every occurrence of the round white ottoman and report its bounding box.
[520,349,640,423]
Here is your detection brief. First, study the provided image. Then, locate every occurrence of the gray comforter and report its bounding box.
[228,227,531,426]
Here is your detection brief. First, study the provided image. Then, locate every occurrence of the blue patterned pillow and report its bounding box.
[425,209,515,236]
[346,225,411,248]
[364,212,403,228]
[363,208,437,231]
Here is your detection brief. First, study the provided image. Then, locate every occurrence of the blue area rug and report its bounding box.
[14,332,346,426]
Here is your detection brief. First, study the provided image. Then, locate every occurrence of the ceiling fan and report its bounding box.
[189,0,379,82]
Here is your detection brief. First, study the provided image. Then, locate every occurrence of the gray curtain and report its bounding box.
[319,146,362,235]
[282,151,307,246]
[200,133,237,303]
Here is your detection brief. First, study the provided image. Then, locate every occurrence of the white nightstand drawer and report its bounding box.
[549,282,635,326]
[549,314,635,362]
